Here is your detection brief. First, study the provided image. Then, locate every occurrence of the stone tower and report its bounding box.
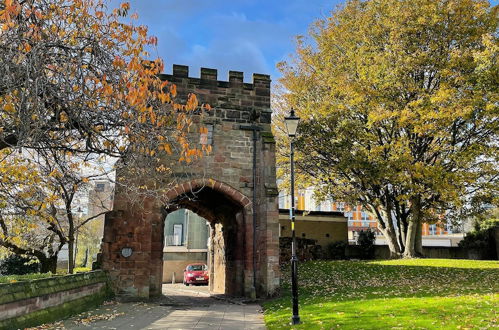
[101,65,280,299]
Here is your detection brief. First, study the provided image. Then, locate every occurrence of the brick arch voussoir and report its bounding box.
[164,178,252,211]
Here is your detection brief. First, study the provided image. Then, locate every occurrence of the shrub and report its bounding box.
[0,255,40,275]
[357,230,376,259]
[324,241,347,260]
[459,218,498,259]
[74,267,92,273]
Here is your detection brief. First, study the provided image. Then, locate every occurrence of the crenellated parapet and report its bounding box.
[159,65,272,124]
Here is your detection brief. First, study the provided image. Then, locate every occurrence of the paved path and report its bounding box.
[58,284,265,330]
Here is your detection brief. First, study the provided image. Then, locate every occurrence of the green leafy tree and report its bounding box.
[278,0,498,257]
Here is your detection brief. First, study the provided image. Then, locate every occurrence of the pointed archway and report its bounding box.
[153,179,253,297]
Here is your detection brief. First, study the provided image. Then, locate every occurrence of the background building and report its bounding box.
[279,187,463,247]
[162,209,210,283]
[278,209,348,247]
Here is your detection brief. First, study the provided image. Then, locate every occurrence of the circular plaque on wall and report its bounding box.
[121,247,133,258]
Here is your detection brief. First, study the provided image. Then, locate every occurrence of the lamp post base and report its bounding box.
[291,315,301,325]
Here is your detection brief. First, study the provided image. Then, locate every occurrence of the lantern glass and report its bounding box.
[284,109,300,137]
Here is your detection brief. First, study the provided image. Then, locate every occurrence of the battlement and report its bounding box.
[160,64,271,89]
[160,64,272,124]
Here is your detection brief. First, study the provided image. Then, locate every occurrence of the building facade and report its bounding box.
[162,209,210,283]
[278,209,348,247]
[278,187,462,247]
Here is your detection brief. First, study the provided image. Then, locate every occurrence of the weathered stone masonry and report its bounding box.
[101,65,280,299]
[0,271,111,329]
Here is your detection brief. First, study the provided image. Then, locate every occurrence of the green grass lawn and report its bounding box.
[264,259,498,329]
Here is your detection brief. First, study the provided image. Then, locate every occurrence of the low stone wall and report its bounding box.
[372,245,495,260]
[0,270,111,329]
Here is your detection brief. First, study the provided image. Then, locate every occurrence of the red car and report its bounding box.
[183,263,209,286]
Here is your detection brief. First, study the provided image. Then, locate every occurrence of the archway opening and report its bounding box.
[161,186,248,296]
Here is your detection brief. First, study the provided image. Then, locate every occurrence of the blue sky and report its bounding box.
[113,0,341,82]
[117,0,498,83]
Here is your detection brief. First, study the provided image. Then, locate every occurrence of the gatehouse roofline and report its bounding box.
[158,64,272,123]
[159,64,271,90]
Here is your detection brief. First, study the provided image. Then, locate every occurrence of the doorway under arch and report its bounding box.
[159,183,249,296]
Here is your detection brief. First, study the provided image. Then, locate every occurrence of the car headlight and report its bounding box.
[187,273,194,277]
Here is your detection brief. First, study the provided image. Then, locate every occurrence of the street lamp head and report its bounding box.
[284,108,300,138]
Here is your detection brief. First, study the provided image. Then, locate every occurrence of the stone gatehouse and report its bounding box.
[101,65,280,299]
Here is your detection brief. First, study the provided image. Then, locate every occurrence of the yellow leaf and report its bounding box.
[3,103,15,113]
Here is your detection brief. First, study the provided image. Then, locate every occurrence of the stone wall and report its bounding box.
[0,271,111,329]
[102,65,280,299]
[370,245,496,260]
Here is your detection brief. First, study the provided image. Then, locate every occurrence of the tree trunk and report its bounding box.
[415,219,424,257]
[396,218,405,252]
[74,229,79,266]
[383,201,402,258]
[68,238,74,274]
[81,248,89,268]
[379,226,402,258]
[39,255,58,274]
[369,202,402,258]
[403,220,418,257]
[404,195,421,258]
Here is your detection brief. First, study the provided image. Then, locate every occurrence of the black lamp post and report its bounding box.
[284,108,301,325]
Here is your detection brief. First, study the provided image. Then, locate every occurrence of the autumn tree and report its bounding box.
[34,149,113,273]
[278,0,498,257]
[0,148,114,273]
[0,0,203,154]
[0,0,208,193]
[0,0,212,268]
[0,150,65,272]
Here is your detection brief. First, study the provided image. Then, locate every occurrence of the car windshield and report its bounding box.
[188,265,206,271]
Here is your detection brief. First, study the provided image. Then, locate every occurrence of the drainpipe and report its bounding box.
[240,124,261,299]
[185,209,189,248]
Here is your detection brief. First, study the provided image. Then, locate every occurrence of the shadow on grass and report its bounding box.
[278,260,498,299]
[265,260,498,329]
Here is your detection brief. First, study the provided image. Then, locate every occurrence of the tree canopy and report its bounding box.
[0,0,211,265]
[0,0,205,159]
[278,0,498,257]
